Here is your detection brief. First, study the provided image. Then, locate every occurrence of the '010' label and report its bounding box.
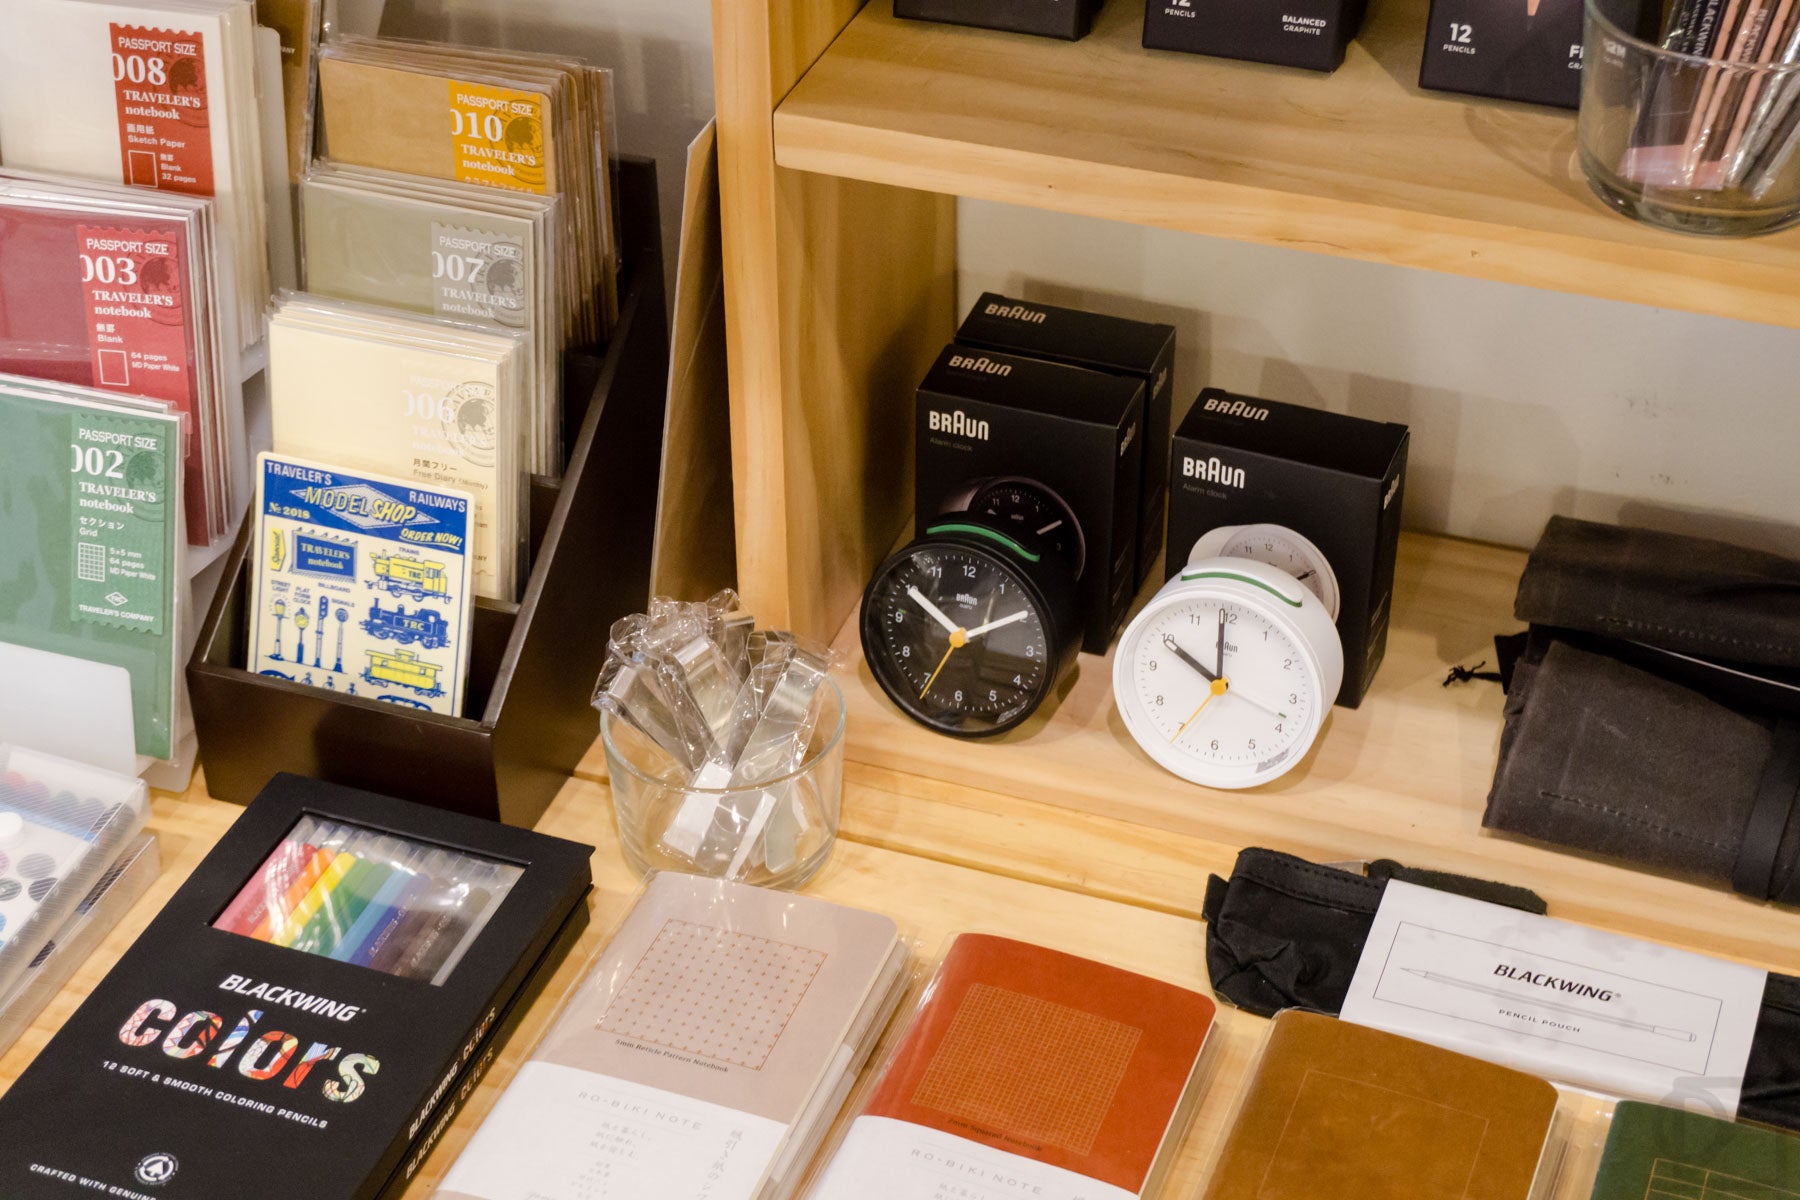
[448,80,549,194]
[109,24,215,196]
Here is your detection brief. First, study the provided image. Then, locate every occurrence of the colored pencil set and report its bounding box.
[212,817,522,985]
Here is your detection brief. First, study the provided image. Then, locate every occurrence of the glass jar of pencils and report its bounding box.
[1581,0,1800,235]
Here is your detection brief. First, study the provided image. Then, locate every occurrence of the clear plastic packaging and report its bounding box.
[0,830,160,1056]
[1195,1009,1568,1200]
[0,745,150,1002]
[1573,1097,1800,1200]
[804,931,1223,1200]
[211,815,523,985]
[431,871,915,1200]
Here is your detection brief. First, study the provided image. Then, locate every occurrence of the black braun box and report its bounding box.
[895,0,1105,39]
[1143,0,1368,71]
[954,292,1175,591]
[917,345,1144,654]
[1167,389,1408,707]
[1418,0,1657,107]
[0,775,592,1200]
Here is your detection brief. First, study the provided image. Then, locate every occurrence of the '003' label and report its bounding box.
[110,24,215,196]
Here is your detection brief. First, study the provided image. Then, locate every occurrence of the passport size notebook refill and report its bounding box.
[0,0,273,345]
[812,933,1218,1200]
[0,374,185,761]
[0,169,241,544]
[248,453,476,718]
[1590,1100,1800,1200]
[435,872,910,1200]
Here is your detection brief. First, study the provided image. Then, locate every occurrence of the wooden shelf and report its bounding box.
[775,0,1800,330]
[830,530,1800,971]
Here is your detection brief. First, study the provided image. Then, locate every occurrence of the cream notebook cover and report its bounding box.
[435,873,903,1200]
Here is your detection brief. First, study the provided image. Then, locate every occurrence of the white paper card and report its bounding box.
[435,1063,787,1200]
[813,1116,1136,1200]
[1341,881,1767,1113]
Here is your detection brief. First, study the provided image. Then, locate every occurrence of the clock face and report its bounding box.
[1191,524,1339,618]
[1115,580,1335,788]
[862,543,1054,737]
[968,479,1084,576]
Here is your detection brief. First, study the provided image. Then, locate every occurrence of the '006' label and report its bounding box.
[109,24,215,196]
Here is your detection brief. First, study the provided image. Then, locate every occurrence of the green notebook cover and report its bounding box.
[0,379,182,759]
[1593,1101,1800,1200]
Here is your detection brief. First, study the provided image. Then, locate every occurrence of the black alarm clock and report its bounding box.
[860,510,1082,738]
[943,475,1087,579]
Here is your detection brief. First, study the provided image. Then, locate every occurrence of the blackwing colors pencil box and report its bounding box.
[0,773,593,1200]
[895,0,1105,39]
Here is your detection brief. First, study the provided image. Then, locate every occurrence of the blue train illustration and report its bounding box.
[361,600,451,650]
[370,554,450,601]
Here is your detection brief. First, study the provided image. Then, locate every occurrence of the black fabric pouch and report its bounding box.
[1203,847,1800,1132]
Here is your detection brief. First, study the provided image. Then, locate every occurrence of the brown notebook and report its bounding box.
[814,933,1217,1198]
[1203,1010,1558,1200]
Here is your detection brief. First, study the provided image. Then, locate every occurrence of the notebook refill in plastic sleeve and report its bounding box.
[0,374,185,760]
[315,36,617,338]
[248,452,476,717]
[0,745,150,1006]
[434,872,911,1200]
[811,932,1218,1200]
[266,293,527,601]
[0,169,242,544]
[299,162,565,474]
[0,0,272,344]
[1201,1010,1560,1200]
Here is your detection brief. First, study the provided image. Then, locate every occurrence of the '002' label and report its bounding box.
[110,24,215,196]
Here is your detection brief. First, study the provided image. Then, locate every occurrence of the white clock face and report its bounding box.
[1126,600,1318,772]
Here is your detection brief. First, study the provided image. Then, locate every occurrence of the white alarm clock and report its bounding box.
[1112,557,1344,789]
[1186,523,1340,620]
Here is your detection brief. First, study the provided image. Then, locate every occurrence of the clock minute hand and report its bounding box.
[965,610,1029,640]
[907,586,962,636]
[1161,634,1219,683]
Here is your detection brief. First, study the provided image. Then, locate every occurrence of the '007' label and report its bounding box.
[109,24,215,196]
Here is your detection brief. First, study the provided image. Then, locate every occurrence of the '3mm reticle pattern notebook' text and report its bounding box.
[812,932,1218,1200]
[1203,1009,1560,1200]
[1591,1100,1800,1200]
[435,872,908,1200]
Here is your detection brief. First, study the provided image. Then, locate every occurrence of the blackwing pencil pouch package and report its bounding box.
[0,774,592,1200]
[1202,847,1800,1133]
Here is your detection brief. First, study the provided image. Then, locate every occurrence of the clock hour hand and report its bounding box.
[965,610,1030,640]
[907,586,962,636]
[1161,634,1218,683]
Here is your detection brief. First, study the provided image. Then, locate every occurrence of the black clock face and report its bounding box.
[969,479,1084,576]
[863,543,1053,736]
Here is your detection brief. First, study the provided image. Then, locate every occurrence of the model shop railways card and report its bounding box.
[249,454,475,716]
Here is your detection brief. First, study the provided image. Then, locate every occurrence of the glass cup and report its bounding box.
[1580,0,1800,235]
[603,679,845,890]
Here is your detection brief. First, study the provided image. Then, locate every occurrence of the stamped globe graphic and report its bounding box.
[135,1152,178,1186]
[444,381,497,468]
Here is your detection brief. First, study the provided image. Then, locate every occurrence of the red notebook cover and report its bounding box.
[857,933,1216,1193]
[0,202,208,541]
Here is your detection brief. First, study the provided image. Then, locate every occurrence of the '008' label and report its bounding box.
[109,24,215,196]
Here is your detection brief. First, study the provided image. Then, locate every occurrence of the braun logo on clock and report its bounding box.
[928,409,990,440]
[983,301,1046,324]
[947,353,1012,378]
[1183,456,1245,488]
[1203,395,1270,422]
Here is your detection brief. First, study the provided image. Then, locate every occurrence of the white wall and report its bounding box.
[960,199,1800,556]
[376,0,716,295]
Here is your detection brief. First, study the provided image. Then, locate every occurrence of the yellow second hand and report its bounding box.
[1172,677,1230,743]
[919,628,967,698]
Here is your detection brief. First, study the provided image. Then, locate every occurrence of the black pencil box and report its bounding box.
[896,0,1105,39]
[0,773,593,1200]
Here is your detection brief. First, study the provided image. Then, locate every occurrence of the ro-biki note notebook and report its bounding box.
[1202,1010,1559,1200]
[812,933,1217,1200]
[1591,1101,1800,1200]
[435,872,909,1200]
